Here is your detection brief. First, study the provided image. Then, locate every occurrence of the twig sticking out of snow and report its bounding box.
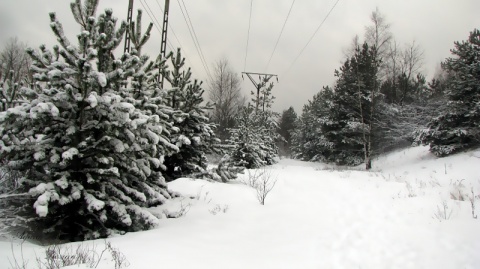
[244,168,278,205]
[470,188,477,219]
[432,200,452,221]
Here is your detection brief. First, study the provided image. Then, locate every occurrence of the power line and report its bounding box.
[138,0,175,52]
[264,0,296,72]
[155,0,185,54]
[149,0,198,76]
[140,0,201,76]
[283,0,341,77]
[176,0,212,82]
[243,0,253,72]
[180,0,212,79]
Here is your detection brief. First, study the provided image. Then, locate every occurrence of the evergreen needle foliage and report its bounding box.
[417,29,480,156]
[227,78,279,169]
[162,48,222,180]
[0,0,179,240]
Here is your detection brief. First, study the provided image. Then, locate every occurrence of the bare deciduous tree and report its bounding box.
[387,39,400,81]
[342,34,361,60]
[208,58,245,141]
[0,37,33,111]
[400,40,424,81]
[398,40,425,104]
[365,7,392,79]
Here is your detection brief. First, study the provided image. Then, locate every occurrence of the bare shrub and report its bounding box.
[428,176,441,187]
[8,241,29,269]
[245,168,278,205]
[8,240,129,269]
[36,243,105,269]
[449,179,468,201]
[209,204,229,215]
[243,169,261,188]
[188,185,212,203]
[163,200,191,218]
[432,200,452,221]
[469,188,477,219]
[106,241,130,269]
[405,181,416,197]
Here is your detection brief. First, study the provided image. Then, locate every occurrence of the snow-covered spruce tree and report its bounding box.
[227,105,265,168]
[418,29,480,156]
[322,43,379,168]
[227,79,279,169]
[290,86,335,162]
[322,55,364,166]
[161,48,221,180]
[0,1,179,241]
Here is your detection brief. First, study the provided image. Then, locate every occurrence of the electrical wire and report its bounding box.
[138,0,175,52]
[283,0,340,77]
[264,0,296,72]
[176,0,212,82]
[141,0,199,75]
[243,0,253,72]
[180,0,212,79]
[154,0,192,59]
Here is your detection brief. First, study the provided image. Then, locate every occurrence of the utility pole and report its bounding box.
[159,0,170,89]
[242,72,278,112]
[123,0,134,53]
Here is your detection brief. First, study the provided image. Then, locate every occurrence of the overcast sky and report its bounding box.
[1,0,479,113]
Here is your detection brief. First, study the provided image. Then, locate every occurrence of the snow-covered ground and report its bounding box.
[1,145,480,269]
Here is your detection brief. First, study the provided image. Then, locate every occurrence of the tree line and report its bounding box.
[289,8,480,169]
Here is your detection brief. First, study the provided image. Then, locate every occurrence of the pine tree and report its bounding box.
[162,48,220,180]
[129,10,153,55]
[418,29,480,156]
[227,105,265,168]
[227,78,279,168]
[290,86,334,161]
[322,43,379,168]
[0,1,178,240]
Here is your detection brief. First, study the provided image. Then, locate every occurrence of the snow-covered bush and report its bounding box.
[0,0,178,240]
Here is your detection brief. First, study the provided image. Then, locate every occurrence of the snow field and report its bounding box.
[1,146,479,268]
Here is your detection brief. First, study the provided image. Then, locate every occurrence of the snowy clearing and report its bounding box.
[1,146,480,269]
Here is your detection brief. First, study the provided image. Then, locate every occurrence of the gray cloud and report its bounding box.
[1,0,479,113]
